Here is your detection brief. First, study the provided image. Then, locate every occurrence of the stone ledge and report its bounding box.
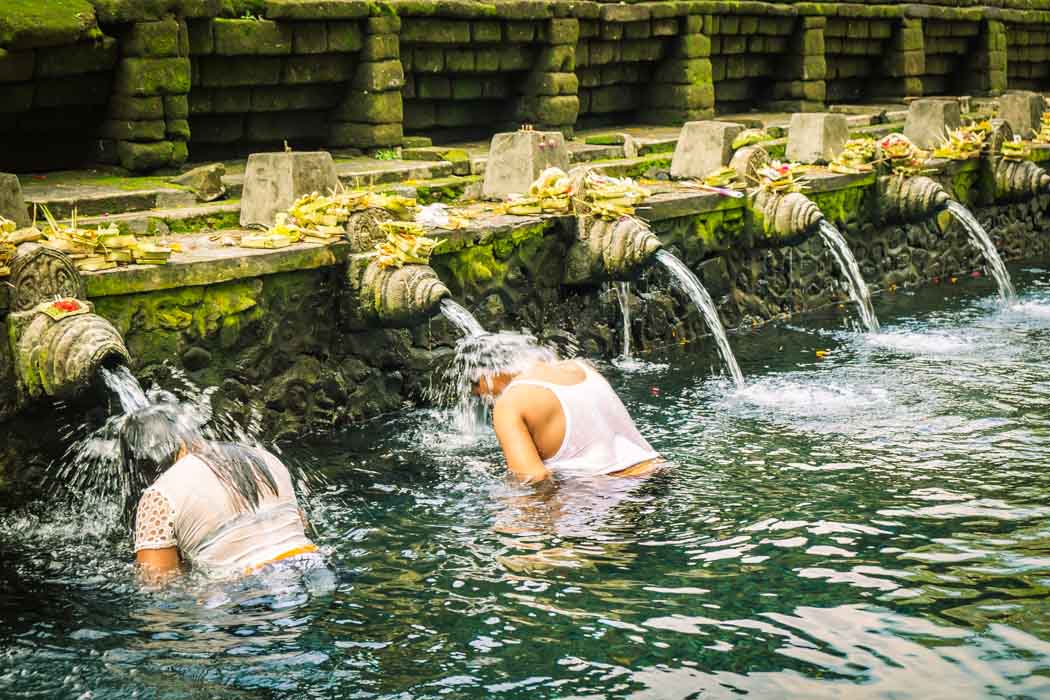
[83,232,348,298]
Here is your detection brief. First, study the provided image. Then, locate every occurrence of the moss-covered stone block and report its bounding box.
[213,18,292,55]
[109,94,165,120]
[293,22,327,54]
[164,93,189,119]
[335,89,402,123]
[330,121,401,147]
[198,55,281,87]
[654,58,711,85]
[535,44,574,71]
[472,20,501,42]
[101,118,167,141]
[117,139,175,171]
[36,38,118,77]
[518,94,579,125]
[450,76,483,100]
[327,20,362,52]
[648,82,713,109]
[282,54,353,84]
[353,59,403,91]
[367,15,399,33]
[361,33,398,60]
[445,48,475,72]
[505,20,535,42]
[122,17,180,57]
[166,117,191,140]
[475,47,500,72]
[416,74,450,99]
[435,101,478,127]
[262,0,369,21]
[0,0,98,50]
[403,100,435,130]
[499,46,532,71]
[411,46,443,72]
[545,18,579,45]
[673,33,711,59]
[115,57,191,96]
[523,71,578,96]
[252,83,339,111]
[402,18,469,44]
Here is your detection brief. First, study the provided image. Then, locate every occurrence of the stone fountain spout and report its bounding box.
[876,175,951,223]
[750,189,824,242]
[563,214,663,285]
[5,244,130,404]
[992,157,1050,201]
[344,255,451,329]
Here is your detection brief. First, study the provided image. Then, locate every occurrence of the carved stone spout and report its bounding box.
[344,255,451,329]
[5,245,130,403]
[876,175,951,223]
[750,189,824,241]
[563,215,663,285]
[993,157,1050,202]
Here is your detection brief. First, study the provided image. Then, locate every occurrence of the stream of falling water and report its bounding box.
[817,220,881,332]
[945,201,1017,301]
[615,281,631,359]
[440,298,485,337]
[655,249,745,387]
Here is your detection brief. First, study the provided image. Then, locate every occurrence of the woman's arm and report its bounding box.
[134,488,182,584]
[493,398,550,484]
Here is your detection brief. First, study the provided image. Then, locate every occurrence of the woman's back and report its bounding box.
[135,446,313,576]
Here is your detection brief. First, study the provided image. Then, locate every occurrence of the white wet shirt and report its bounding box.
[134,449,313,575]
[508,361,660,476]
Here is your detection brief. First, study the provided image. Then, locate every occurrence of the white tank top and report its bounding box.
[507,361,659,476]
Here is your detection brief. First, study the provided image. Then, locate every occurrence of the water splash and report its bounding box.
[50,365,268,520]
[655,250,745,388]
[945,201,1016,302]
[615,281,632,360]
[440,298,485,337]
[433,331,558,436]
[817,221,880,332]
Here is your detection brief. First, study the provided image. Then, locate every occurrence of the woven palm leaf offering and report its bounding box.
[1034,113,1050,144]
[755,160,807,193]
[575,170,650,220]
[876,133,928,176]
[731,128,771,150]
[0,215,16,277]
[830,138,878,174]
[932,124,986,160]
[1001,135,1032,161]
[529,167,574,212]
[375,220,440,268]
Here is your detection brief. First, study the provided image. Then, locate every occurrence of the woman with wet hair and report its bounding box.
[119,402,318,581]
[461,333,663,484]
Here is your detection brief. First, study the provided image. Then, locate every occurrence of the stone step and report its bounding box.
[78,202,241,237]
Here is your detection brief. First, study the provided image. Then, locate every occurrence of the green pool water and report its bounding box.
[2,264,1050,699]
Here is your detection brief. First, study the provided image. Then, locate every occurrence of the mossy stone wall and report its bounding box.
[5,0,1050,171]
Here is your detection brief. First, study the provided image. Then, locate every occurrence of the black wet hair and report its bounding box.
[118,402,279,526]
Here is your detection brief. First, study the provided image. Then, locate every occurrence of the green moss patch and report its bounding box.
[0,0,98,49]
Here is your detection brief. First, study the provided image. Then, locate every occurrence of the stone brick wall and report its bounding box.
[823,18,895,103]
[186,16,365,154]
[6,1,1050,172]
[1006,22,1050,91]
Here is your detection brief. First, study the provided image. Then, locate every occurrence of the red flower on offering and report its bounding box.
[52,299,81,313]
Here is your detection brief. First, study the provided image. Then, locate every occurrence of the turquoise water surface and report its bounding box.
[1,265,1050,699]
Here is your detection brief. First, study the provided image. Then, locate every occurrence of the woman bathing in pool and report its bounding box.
[120,402,319,582]
[471,343,663,484]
